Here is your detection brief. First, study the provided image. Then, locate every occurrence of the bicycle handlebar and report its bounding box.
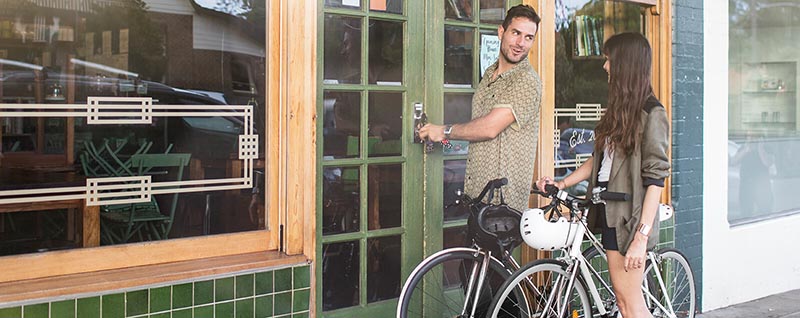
[598,191,630,202]
[474,178,507,203]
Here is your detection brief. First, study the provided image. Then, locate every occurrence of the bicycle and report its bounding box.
[396,178,530,318]
[487,185,696,318]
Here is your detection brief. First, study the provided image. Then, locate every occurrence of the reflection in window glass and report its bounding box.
[370,0,403,14]
[369,19,403,85]
[367,235,401,302]
[444,26,474,86]
[553,0,641,197]
[480,0,506,25]
[445,0,474,21]
[443,160,468,221]
[326,0,362,9]
[322,240,360,310]
[324,14,362,84]
[323,91,361,159]
[0,0,266,254]
[728,0,800,223]
[322,166,361,235]
[367,164,402,230]
[444,94,472,156]
[367,92,402,157]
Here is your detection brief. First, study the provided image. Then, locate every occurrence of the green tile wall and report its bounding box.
[0,264,311,318]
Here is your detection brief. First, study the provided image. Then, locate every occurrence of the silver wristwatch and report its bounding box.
[444,125,453,138]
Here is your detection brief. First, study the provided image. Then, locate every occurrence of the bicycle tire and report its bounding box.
[488,259,592,318]
[582,247,618,317]
[644,248,696,318]
[396,247,516,318]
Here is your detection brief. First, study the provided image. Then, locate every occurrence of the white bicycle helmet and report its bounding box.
[520,208,580,251]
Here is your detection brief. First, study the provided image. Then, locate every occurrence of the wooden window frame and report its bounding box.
[0,0,317,297]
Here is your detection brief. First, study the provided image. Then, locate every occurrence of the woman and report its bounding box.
[536,32,670,318]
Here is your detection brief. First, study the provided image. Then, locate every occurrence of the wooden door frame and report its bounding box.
[522,0,672,263]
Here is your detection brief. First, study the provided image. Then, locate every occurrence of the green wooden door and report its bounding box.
[317,1,519,316]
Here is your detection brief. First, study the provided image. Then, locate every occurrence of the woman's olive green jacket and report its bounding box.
[587,96,671,256]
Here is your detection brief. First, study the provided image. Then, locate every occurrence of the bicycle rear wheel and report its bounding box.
[488,259,592,318]
[644,248,696,318]
[396,248,517,318]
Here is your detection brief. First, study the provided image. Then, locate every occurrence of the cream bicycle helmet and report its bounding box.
[520,207,580,251]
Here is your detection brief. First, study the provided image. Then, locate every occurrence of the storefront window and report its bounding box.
[728,0,800,223]
[0,0,266,255]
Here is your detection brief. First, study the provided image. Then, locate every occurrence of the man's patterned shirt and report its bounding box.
[464,58,542,211]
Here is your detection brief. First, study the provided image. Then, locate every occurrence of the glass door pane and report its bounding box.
[553,0,644,196]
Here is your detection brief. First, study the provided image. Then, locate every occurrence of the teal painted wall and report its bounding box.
[0,264,310,318]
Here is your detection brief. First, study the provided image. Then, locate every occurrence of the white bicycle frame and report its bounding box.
[545,196,680,318]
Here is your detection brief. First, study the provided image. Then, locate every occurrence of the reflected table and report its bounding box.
[0,168,99,247]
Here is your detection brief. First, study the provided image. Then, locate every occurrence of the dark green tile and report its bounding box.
[292,289,310,312]
[172,283,193,309]
[194,305,213,317]
[102,293,125,318]
[236,299,254,318]
[236,274,255,298]
[77,297,101,318]
[149,286,171,313]
[0,307,21,318]
[194,280,214,305]
[215,277,235,302]
[172,308,192,318]
[255,271,273,295]
[255,295,273,318]
[126,290,149,317]
[293,266,310,289]
[215,302,234,318]
[22,303,47,318]
[51,300,76,318]
[273,291,291,315]
[293,313,309,318]
[274,268,292,292]
[149,314,169,318]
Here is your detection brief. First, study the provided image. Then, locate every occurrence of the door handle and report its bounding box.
[413,102,426,144]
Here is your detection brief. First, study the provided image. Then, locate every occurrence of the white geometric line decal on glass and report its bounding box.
[0,99,255,205]
[87,97,153,124]
[555,153,593,169]
[554,104,606,121]
[239,135,259,160]
[553,128,561,149]
[577,103,603,121]
[86,176,151,206]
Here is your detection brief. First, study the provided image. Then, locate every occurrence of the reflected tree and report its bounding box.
[87,0,166,81]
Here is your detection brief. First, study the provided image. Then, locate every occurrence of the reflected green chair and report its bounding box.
[100,153,191,244]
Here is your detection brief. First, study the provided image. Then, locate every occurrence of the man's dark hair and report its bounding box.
[501,4,541,30]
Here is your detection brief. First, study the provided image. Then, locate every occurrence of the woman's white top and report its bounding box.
[598,144,613,182]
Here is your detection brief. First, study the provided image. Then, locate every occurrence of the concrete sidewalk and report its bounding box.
[697,289,800,318]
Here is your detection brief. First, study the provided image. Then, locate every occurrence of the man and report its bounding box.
[419,4,542,211]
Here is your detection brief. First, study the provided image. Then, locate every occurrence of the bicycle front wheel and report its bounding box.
[396,248,514,318]
[488,259,592,318]
[644,248,696,318]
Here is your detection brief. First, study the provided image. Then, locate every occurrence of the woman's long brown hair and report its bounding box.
[594,32,654,155]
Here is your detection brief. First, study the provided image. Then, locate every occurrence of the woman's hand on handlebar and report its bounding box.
[535,176,565,194]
